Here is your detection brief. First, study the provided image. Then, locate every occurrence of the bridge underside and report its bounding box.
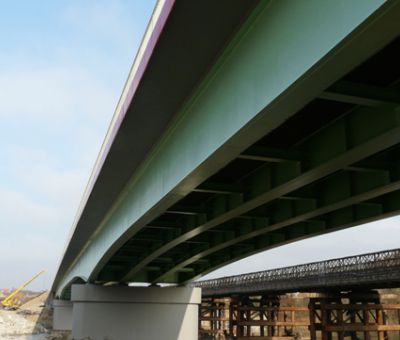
[55,0,400,300]
[100,36,400,285]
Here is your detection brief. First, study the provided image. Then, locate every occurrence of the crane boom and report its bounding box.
[1,270,45,308]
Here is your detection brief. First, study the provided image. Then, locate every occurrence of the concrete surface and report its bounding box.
[71,284,201,340]
[52,300,72,331]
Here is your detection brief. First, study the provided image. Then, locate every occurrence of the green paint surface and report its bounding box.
[57,0,386,297]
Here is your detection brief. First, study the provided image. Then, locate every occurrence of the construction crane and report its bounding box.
[1,270,45,309]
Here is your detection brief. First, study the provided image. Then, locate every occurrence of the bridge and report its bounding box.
[196,248,400,339]
[194,248,400,296]
[51,0,400,339]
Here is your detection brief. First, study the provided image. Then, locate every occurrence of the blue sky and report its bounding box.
[0,0,156,290]
[0,1,399,291]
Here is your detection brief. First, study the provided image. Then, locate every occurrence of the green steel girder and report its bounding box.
[166,205,206,215]
[59,276,87,301]
[182,190,400,283]
[193,182,244,195]
[319,80,400,108]
[146,165,391,253]
[150,172,400,283]
[115,107,400,282]
[238,146,302,163]
[55,0,400,297]
[138,159,397,281]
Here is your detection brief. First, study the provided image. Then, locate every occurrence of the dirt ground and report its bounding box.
[0,292,71,340]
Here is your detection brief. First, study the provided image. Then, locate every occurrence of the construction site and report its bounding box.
[195,248,400,340]
[0,291,70,339]
[0,271,70,339]
[198,290,400,340]
[1,249,400,339]
[2,288,400,339]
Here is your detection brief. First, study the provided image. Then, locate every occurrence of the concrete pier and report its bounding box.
[70,284,201,340]
[52,299,72,331]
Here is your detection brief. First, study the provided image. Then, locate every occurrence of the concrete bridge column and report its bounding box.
[70,284,201,340]
[52,299,73,331]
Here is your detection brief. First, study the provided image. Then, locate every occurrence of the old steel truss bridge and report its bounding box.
[194,248,400,296]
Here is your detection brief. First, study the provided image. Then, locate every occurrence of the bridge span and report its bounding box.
[196,248,400,339]
[51,0,400,339]
[195,248,400,296]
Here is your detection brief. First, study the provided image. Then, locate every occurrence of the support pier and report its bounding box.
[54,285,201,340]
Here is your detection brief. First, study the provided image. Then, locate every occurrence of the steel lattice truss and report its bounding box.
[194,248,400,296]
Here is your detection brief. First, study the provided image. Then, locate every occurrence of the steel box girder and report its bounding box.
[150,176,400,283]
[184,190,400,283]
[56,0,400,297]
[116,107,400,282]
